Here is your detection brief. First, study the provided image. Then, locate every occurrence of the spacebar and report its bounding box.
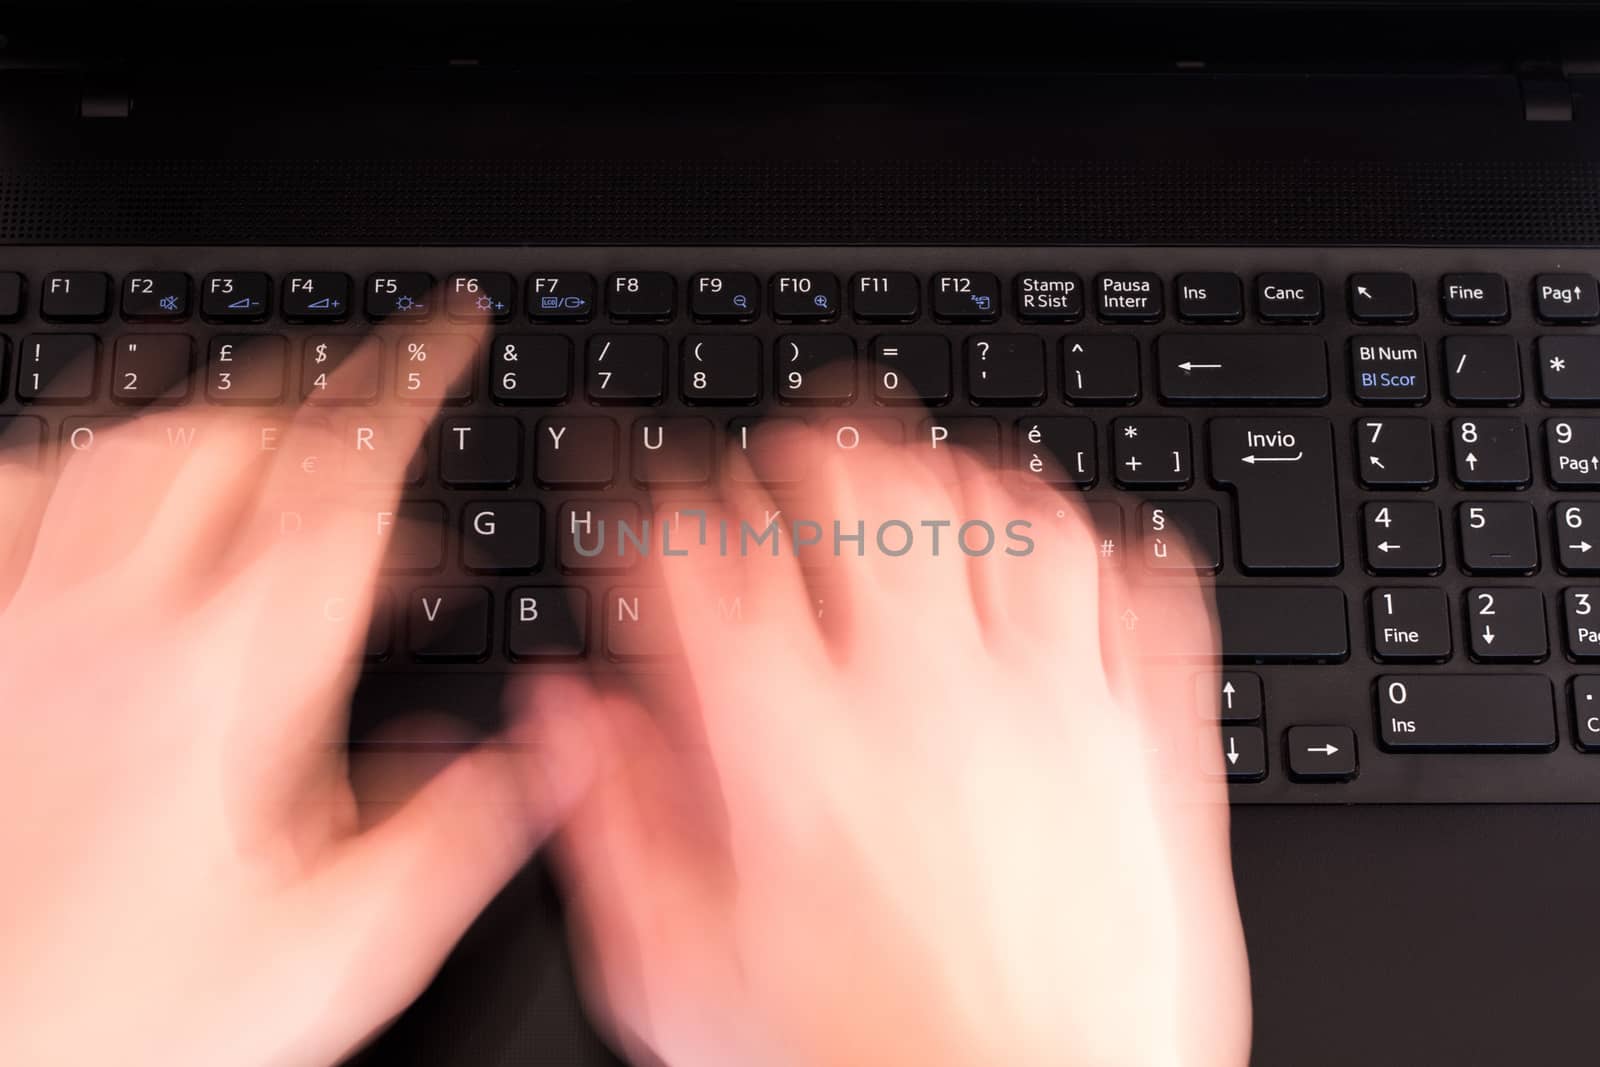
[1166,587,1350,662]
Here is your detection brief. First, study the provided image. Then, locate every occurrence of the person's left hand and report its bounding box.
[0,314,587,1067]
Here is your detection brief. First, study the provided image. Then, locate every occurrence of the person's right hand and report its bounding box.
[531,433,1252,1067]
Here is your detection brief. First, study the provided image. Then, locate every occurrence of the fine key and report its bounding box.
[1209,417,1341,573]
[1157,335,1328,403]
[1377,675,1556,751]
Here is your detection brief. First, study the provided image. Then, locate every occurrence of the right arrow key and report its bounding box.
[1286,725,1359,782]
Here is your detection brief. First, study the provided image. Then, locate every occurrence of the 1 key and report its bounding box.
[17,334,98,403]
[1370,588,1451,661]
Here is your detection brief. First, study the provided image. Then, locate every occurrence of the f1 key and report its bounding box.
[1210,417,1341,573]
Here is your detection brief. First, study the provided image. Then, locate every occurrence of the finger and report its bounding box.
[0,450,50,612]
[307,698,592,1047]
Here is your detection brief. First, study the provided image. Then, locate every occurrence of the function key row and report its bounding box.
[1,270,1595,327]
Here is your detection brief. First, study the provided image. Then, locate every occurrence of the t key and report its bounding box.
[1210,417,1340,573]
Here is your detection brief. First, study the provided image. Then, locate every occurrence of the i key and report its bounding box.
[1466,587,1547,661]
[1452,417,1529,487]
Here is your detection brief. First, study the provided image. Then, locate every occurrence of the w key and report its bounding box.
[1210,417,1340,573]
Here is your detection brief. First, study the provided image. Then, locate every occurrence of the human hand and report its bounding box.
[537,432,1250,1067]
[0,312,587,1067]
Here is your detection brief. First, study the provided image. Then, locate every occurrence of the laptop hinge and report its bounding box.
[80,82,130,119]
[1519,59,1574,123]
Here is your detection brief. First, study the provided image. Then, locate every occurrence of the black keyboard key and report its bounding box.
[0,272,23,321]
[1175,272,1243,323]
[16,334,97,402]
[1547,417,1600,487]
[1356,416,1436,488]
[1063,336,1140,404]
[1211,417,1341,573]
[537,417,618,488]
[395,334,475,403]
[1466,587,1547,662]
[492,335,570,404]
[207,335,286,404]
[770,272,840,321]
[462,502,542,574]
[365,273,434,321]
[121,272,190,321]
[1256,272,1323,322]
[1534,274,1600,323]
[1220,726,1267,782]
[632,417,715,487]
[1017,416,1096,488]
[1557,502,1600,573]
[41,272,109,322]
[365,589,393,661]
[1350,336,1427,404]
[1113,416,1190,488]
[690,272,760,321]
[606,272,675,321]
[919,417,1000,467]
[777,334,856,403]
[1441,273,1509,324]
[1095,272,1163,322]
[1370,588,1451,661]
[1563,589,1600,660]
[0,415,44,468]
[374,501,446,573]
[1207,587,1349,663]
[440,417,521,488]
[507,587,588,660]
[851,271,919,322]
[1377,675,1555,751]
[1086,501,1124,570]
[966,334,1045,404]
[343,418,427,487]
[587,335,666,403]
[445,272,514,321]
[557,500,641,572]
[606,587,678,660]
[528,273,596,322]
[1015,272,1084,322]
[1458,501,1539,574]
[407,587,492,662]
[1539,336,1600,402]
[111,335,193,405]
[282,272,351,322]
[1138,500,1221,572]
[1202,672,1264,723]
[1364,501,1443,574]
[1348,273,1416,323]
[301,336,378,404]
[201,272,270,322]
[1572,677,1600,750]
[1444,336,1521,404]
[873,335,951,404]
[1158,334,1328,403]
[683,336,761,404]
[1286,725,1357,782]
[1452,416,1529,487]
[731,416,810,484]
[932,272,1001,322]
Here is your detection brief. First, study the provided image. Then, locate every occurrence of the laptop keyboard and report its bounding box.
[2,246,1599,804]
